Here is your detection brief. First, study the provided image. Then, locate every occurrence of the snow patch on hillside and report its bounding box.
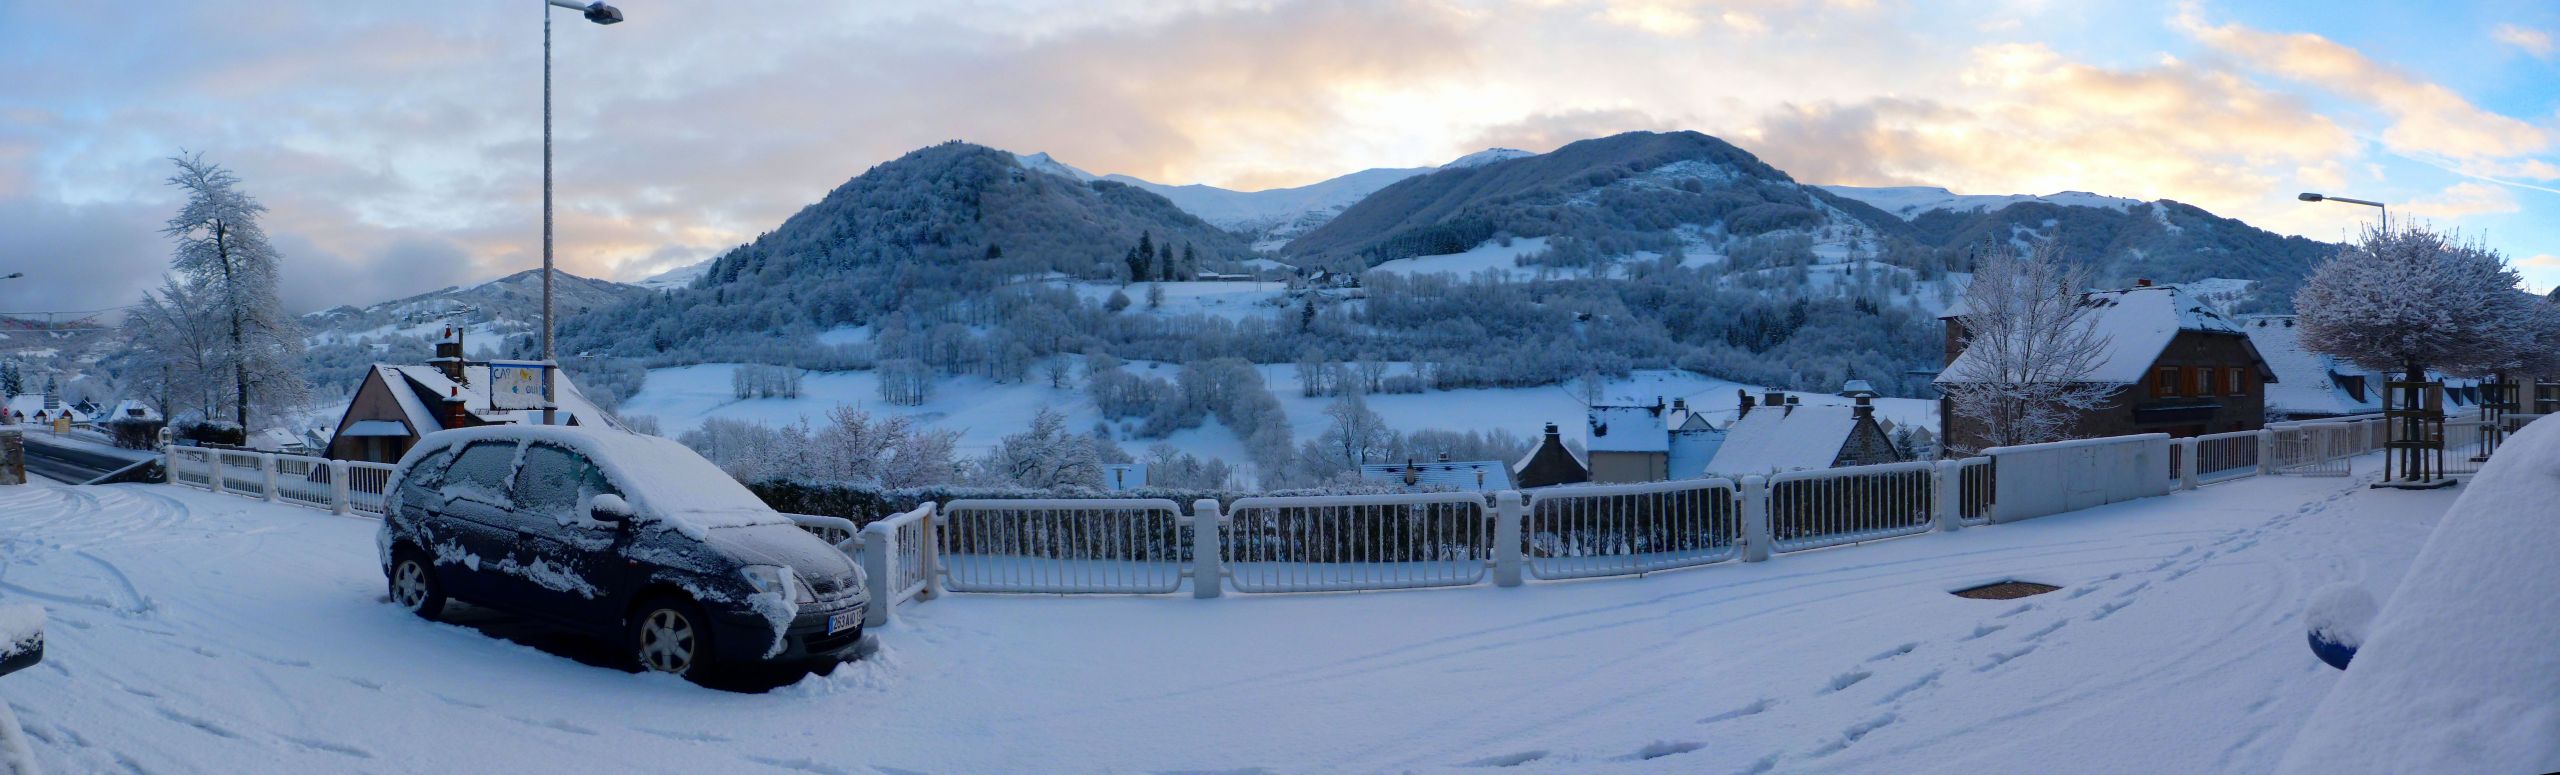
[1821,185,2144,220]
[1368,238,1554,279]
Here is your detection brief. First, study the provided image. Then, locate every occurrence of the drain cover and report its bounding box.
[1953,581,2060,600]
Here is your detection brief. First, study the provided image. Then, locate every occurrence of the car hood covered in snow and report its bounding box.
[700,523,858,583]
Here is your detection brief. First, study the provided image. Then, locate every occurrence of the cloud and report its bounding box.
[2177,8,2552,162]
[2522,254,2560,268]
[1744,43,2354,214]
[2494,24,2555,58]
[1463,109,1688,154]
[2402,181,2522,220]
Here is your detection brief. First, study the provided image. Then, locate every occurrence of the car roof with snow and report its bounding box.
[403,424,786,534]
[2276,419,2560,773]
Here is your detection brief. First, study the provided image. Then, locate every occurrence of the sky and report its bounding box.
[2,0,2556,318]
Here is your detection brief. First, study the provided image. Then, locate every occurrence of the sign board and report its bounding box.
[1102,463,1146,492]
[488,361,551,412]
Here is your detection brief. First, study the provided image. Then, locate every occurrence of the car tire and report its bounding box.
[388,549,447,621]
[628,596,716,680]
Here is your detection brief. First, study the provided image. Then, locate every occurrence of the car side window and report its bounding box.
[512,443,620,529]
[395,448,455,509]
[442,441,521,508]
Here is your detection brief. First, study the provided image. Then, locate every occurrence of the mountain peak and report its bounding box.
[1442,148,1536,169]
[1013,151,1097,182]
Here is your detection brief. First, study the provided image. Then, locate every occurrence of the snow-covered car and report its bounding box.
[2277,418,2560,773]
[376,425,868,679]
[0,605,39,678]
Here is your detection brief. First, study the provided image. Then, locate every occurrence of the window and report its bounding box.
[395,448,456,508]
[2194,367,2216,398]
[441,441,520,507]
[2228,369,2246,396]
[512,443,619,528]
[2155,366,2181,397]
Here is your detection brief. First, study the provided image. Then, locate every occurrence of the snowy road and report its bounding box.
[0,468,2451,773]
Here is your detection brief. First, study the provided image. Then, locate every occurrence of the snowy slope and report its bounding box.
[0,461,2451,772]
[1820,185,2144,220]
[633,260,712,291]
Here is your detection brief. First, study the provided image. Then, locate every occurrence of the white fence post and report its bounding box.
[1932,460,1963,533]
[1191,499,1224,599]
[1492,490,1524,587]
[1740,475,1771,563]
[917,502,942,601]
[259,453,279,502]
[329,459,352,516]
[860,520,898,628]
[2176,438,2199,490]
[208,452,225,495]
[2255,429,2277,476]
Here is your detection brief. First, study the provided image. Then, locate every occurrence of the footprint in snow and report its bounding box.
[1961,623,2007,641]
[1460,750,1549,768]
[285,736,375,759]
[1976,645,2037,672]
[2091,600,2133,620]
[2022,620,2069,641]
[1866,642,1918,663]
[1699,697,1773,725]
[1876,671,1941,705]
[745,755,861,775]
[1614,741,1704,762]
[1996,603,2036,618]
[1821,670,1872,694]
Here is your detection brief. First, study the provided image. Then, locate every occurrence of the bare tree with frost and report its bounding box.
[1939,241,2113,452]
[158,152,307,432]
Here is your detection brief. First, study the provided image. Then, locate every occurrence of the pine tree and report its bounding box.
[1158,243,1175,281]
[0,362,18,396]
[1182,243,1199,281]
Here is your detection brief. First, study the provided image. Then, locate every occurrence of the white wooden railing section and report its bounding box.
[151,408,2528,629]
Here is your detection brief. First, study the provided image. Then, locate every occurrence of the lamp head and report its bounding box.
[2297,192,2324,202]
[583,2,623,24]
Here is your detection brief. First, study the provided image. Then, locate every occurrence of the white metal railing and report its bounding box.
[2191,430,2262,484]
[1223,492,1494,593]
[1951,457,1995,526]
[858,504,941,626]
[2272,424,2355,477]
[2440,420,2497,477]
[935,499,1187,594]
[344,462,397,516]
[215,450,266,496]
[1522,478,1741,580]
[168,447,215,488]
[271,454,337,509]
[1765,461,1936,554]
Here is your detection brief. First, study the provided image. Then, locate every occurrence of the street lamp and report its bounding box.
[540,0,622,425]
[2297,192,2388,231]
[0,273,22,280]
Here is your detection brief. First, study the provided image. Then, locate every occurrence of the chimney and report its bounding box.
[1854,394,1874,420]
[1764,390,1785,410]
[2135,278,2153,287]
[1737,389,1756,417]
[1402,459,1419,487]
[441,384,472,429]
[1543,422,1562,442]
[1784,395,1800,416]
[1437,452,1451,463]
[432,324,467,383]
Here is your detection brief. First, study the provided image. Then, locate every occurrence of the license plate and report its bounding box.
[827,611,857,635]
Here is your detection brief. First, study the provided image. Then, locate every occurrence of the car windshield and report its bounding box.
[578,433,785,530]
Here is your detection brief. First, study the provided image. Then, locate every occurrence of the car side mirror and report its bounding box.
[590,493,633,526]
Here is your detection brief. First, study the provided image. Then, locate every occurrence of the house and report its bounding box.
[1584,402,1673,483]
[2241,314,2494,421]
[1512,423,1590,489]
[1937,282,2278,453]
[1666,408,1727,480]
[3,395,80,426]
[323,326,614,464]
[1703,391,1904,477]
[104,400,161,423]
[1360,455,1513,492]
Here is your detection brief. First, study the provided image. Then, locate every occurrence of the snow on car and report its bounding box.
[378,425,869,679]
[2278,419,2560,773]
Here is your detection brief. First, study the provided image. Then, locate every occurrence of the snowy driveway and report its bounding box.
[0,470,2450,773]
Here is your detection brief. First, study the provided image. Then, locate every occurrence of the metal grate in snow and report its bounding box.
[1951,581,2060,600]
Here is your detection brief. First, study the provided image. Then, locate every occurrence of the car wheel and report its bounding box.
[389,550,447,620]
[629,597,715,679]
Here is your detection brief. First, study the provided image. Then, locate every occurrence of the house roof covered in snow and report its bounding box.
[107,399,161,421]
[2242,315,2383,418]
[1939,284,2269,387]
[1360,460,1514,492]
[1585,404,1671,453]
[1704,404,1860,477]
[360,364,613,438]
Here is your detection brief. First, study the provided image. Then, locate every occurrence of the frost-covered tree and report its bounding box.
[121,277,231,419]
[1146,282,1166,309]
[980,408,1102,489]
[158,153,307,431]
[1939,241,2114,452]
[2297,226,2536,379]
[1297,391,1393,482]
[0,361,18,396]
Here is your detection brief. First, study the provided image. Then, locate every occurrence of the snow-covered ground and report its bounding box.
[620,364,1938,462]
[0,460,2456,772]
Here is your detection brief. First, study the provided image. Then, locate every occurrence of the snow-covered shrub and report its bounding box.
[2295,225,2539,378]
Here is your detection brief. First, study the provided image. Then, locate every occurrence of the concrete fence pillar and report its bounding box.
[2176,438,2200,490]
[1191,499,1224,599]
[1931,461,1963,533]
[2256,429,2278,476]
[329,460,352,515]
[259,453,280,502]
[917,503,943,601]
[208,453,225,496]
[860,520,898,628]
[1492,490,1524,587]
[1741,475,1771,562]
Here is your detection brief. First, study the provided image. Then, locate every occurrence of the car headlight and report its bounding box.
[740,565,814,604]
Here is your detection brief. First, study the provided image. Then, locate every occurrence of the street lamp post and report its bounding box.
[2296,192,2387,232]
[541,0,622,425]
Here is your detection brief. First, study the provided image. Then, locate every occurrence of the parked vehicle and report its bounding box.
[377,425,867,679]
[0,604,39,679]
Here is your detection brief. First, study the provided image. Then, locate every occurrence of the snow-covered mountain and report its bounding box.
[301,268,650,347]
[634,259,713,291]
[1015,148,1539,250]
[1818,185,2143,220]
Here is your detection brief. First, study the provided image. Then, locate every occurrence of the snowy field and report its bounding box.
[619,365,1939,462]
[0,462,2453,772]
